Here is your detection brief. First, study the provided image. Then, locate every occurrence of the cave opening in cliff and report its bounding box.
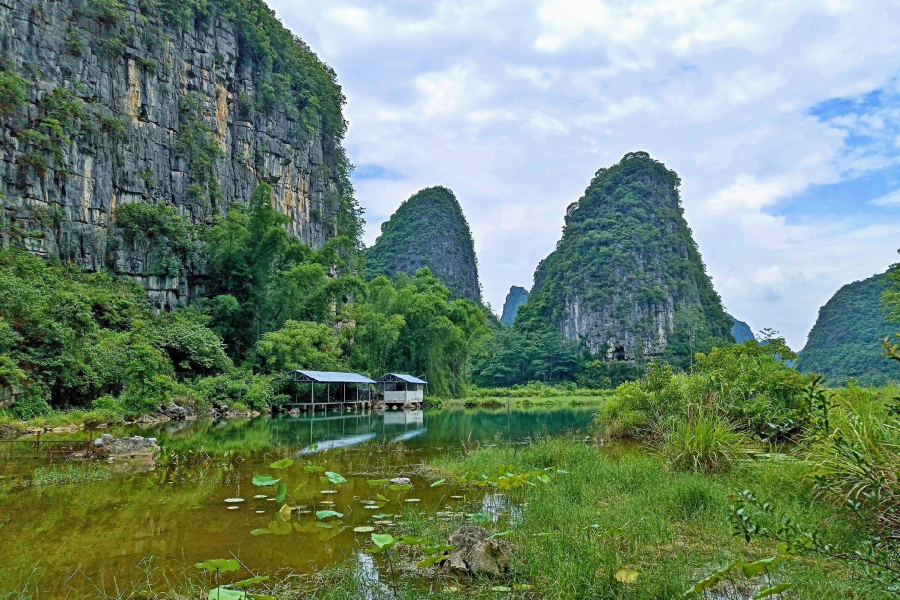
[614,345,626,361]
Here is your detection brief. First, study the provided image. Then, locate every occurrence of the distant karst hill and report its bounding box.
[516,151,733,360]
[366,186,481,302]
[500,286,529,326]
[796,269,900,386]
[728,314,755,343]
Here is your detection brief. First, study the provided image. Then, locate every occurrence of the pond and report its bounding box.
[0,405,597,598]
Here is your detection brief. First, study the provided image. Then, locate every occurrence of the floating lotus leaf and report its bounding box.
[303,464,325,473]
[325,471,347,485]
[278,504,293,520]
[371,533,394,548]
[253,495,267,499]
[250,529,271,536]
[196,559,240,573]
[316,510,344,520]
[224,498,244,503]
[367,479,389,486]
[430,479,446,487]
[371,513,394,520]
[353,526,375,533]
[405,499,420,503]
[376,494,389,502]
[269,459,294,469]
[252,476,280,487]
[320,490,338,494]
[227,506,240,510]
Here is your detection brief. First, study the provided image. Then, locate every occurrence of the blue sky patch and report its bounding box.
[353,164,404,181]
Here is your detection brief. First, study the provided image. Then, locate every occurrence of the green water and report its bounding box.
[0,406,596,598]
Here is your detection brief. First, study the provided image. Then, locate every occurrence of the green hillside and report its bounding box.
[796,269,900,385]
[366,187,481,302]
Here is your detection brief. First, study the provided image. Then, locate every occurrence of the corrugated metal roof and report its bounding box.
[291,370,376,384]
[377,373,427,384]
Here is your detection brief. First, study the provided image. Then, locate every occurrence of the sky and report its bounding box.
[270,0,900,350]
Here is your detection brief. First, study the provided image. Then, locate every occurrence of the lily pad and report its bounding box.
[206,586,245,600]
[353,526,375,533]
[252,476,281,487]
[367,479,389,486]
[269,459,295,469]
[405,499,420,503]
[316,510,344,520]
[196,559,240,573]
[224,498,244,503]
[320,490,338,494]
[324,471,347,485]
[376,493,389,502]
[227,506,240,510]
[371,513,394,520]
[253,495,268,499]
[250,529,272,536]
[278,504,293,520]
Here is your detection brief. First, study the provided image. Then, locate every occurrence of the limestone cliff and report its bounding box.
[0,0,350,310]
[500,286,528,326]
[367,186,481,302]
[517,152,733,360]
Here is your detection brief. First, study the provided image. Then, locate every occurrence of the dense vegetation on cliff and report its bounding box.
[367,187,481,302]
[796,269,900,385]
[516,152,733,363]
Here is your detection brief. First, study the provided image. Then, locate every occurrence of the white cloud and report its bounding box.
[271,0,900,349]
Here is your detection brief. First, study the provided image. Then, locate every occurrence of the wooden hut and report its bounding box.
[375,373,427,407]
[282,370,376,412]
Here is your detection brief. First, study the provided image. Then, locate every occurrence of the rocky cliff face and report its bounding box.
[517,152,732,360]
[500,286,528,326]
[0,0,349,310]
[796,270,900,385]
[367,186,481,302]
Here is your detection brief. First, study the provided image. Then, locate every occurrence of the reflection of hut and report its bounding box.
[282,370,376,412]
[375,374,426,408]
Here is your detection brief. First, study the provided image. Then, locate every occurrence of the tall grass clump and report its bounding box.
[31,463,111,486]
[658,410,749,473]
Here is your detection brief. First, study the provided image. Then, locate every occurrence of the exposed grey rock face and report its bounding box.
[0,0,344,310]
[500,285,529,326]
[446,526,510,576]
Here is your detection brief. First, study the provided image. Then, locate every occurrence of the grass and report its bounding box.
[0,408,126,435]
[434,394,610,408]
[30,463,111,486]
[657,410,750,473]
[466,382,610,398]
[403,437,885,599]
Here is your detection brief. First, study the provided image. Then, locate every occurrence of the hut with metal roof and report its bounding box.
[283,370,376,411]
[375,373,427,407]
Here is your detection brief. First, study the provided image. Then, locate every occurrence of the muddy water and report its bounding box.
[0,405,595,598]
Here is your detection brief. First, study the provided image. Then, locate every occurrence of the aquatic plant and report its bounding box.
[31,463,110,486]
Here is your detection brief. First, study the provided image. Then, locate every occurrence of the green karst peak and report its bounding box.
[516,151,733,361]
[796,269,900,385]
[366,186,482,302]
[500,286,529,326]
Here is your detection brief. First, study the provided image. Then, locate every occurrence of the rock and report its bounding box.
[389,477,411,485]
[94,433,114,448]
[95,435,160,459]
[446,526,510,576]
[160,401,193,421]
